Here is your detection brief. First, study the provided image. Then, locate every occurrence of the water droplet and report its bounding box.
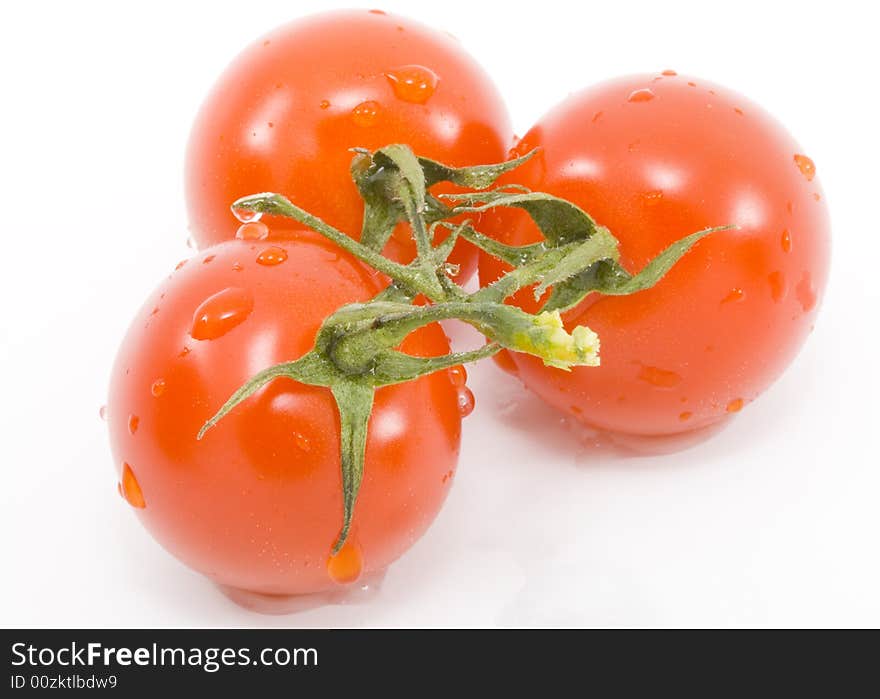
[443,262,461,277]
[734,107,744,116]
[679,411,693,421]
[726,398,744,413]
[151,379,166,397]
[120,463,146,508]
[448,365,467,388]
[768,271,786,302]
[256,246,288,266]
[186,236,195,249]
[232,262,243,272]
[232,206,262,223]
[813,193,821,202]
[175,259,188,271]
[781,229,792,252]
[457,386,475,417]
[262,39,270,47]
[796,272,817,312]
[627,88,655,103]
[662,69,678,76]
[441,469,454,484]
[786,201,794,215]
[294,432,311,453]
[638,365,682,388]
[793,154,816,181]
[128,415,139,435]
[687,81,697,87]
[319,99,330,110]
[592,111,603,123]
[202,254,215,264]
[351,100,381,127]
[178,346,191,357]
[190,287,255,341]
[721,288,745,304]
[327,540,363,584]
[643,190,664,205]
[99,405,107,420]
[368,8,387,14]
[236,221,269,240]
[385,65,439,104]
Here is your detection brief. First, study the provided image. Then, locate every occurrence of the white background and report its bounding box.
[1,0,878,628]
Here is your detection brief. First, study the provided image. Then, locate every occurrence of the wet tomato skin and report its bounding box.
[185,9,511,282]
[107,235,461,595]
[479,74,830,437]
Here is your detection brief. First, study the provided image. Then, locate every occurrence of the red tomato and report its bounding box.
[107,235,462,596]
[480,73,830,439]
[185,9,511,281]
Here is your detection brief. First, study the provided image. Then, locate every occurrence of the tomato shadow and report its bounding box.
[476,359,747,468]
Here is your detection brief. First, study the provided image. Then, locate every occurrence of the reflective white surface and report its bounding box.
[1,0,877,627]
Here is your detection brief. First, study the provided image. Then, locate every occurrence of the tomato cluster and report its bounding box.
[106,10,829,606]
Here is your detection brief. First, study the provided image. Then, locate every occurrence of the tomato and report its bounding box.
[479,73,830,440]
[107,235,462,598]
[185,9,511,281]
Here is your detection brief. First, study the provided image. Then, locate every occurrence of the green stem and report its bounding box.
[327,300,595,374]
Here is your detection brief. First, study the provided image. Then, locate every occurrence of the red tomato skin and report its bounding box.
[480,74,830,437]
[185,9,512,281]
[108,235,460,595]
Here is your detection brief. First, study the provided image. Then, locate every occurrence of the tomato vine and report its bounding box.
[199,144,727,552]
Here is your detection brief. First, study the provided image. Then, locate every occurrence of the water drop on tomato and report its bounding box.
[256,246,288,266]
[327,541,363,584]
[385,65,439,104]
[190,287,255,341]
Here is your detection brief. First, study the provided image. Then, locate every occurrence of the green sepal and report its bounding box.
[350,151,402,253]
[469,229,619,307]
[351,145,429,256]
[541,226,729,313]
[350,147,537,254]
[419,149,536,189]
[446,222,547,267]
[368,345,501,386]
[532,227,619,298]
[196,353,335,441]
[442,190,600,246]
[329,381,374,554]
